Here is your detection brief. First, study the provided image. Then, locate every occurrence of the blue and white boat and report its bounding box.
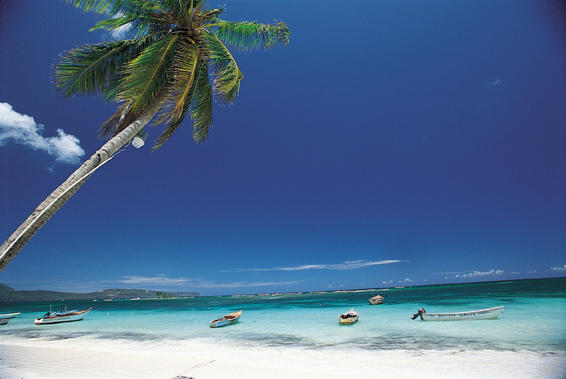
[210,310,242,328]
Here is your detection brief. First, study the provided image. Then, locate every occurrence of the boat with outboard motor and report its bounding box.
[411,306,504,321]
[34,307,92,325]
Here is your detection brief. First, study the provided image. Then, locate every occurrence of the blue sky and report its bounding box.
[0,0,565,296]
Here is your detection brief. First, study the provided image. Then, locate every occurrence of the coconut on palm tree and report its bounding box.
[0,0,290,271]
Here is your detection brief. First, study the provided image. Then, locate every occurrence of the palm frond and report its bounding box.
[64,0,162,18]
[151,108,186,151]
[90,7,172,39]
[152,58,212,149]
[202,31,243,105]
[197,7,224,23]
[189,59,213,143]
[64,0,136,16]
[55,40,136,99]
[214,20,290,52]
[154,40,200,127]
[98,101,136,137]
[119,34,180,115]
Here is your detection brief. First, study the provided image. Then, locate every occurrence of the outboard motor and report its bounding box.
[410,307,426,320]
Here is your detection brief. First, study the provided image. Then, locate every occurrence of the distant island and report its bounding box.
[0,283,198,302]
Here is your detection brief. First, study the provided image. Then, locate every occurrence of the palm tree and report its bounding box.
[0,0,290,271]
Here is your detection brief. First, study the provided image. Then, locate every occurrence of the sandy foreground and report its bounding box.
[1,338,564,379]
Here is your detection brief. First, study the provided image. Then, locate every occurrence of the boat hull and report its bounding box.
[421,306,504,321]
[34,308,91,325]
[0,312,20,325]
[210,310,242,328]
[210,318,239,328]
[0,312,21,318]
[339,315,359,325]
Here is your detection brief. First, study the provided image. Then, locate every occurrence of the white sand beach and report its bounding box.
[1,337,564,379]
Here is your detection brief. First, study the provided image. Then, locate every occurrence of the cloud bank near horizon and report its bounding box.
[118,275,305,289]
[226,259,405,272]
[0,102,85,165]
[1,275,305,293]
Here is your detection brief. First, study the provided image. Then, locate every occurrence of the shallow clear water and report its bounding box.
[1,278,565,354]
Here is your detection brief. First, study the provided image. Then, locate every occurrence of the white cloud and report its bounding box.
[111,23,132,40]
[550,264,566,272]
[3,276,306,293]
[455,269,504,279]
[489,79,504,86]
[118,275,304,289]
[399,278,413,283]
[0,102,85,165]
[199,280,305,289]
[107,12,132,40]
[120,275,191,286]
[228,259,405,272]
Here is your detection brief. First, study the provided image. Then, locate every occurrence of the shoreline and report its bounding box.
[1,277,564,302]
[1,336,564,379]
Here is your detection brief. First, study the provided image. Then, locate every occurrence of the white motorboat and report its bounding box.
[34,308,92,325]
[411,306,504,321]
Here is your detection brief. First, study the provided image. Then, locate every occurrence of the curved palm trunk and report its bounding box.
[0,100,165,271]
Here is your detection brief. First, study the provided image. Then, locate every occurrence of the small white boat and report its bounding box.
[369,295,384,305]
[34,308,92,325]
[0,312,20,325]
[339,308,359,325]
[210,310,242,328]
[411,306,504,321]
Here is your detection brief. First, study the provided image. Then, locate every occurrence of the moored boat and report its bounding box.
[210,310,242,328]
[369,295,384,305]
[339,308,359,325]
[411,306,504,321]
[0,312,20,325]
[34,308,92,325]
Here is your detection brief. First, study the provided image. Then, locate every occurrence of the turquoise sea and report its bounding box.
[1,278,565,378]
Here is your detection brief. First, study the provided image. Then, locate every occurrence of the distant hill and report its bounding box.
[0,284,198,302]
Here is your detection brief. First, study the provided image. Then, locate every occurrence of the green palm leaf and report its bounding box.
[151,39,200,148]
[119,34,180,114]
[190,59,213,143]
[55,40,134,99]
[166,39,200,124]
[64,0,154,18]
[214,20,290,52]
[203,31,243,105]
